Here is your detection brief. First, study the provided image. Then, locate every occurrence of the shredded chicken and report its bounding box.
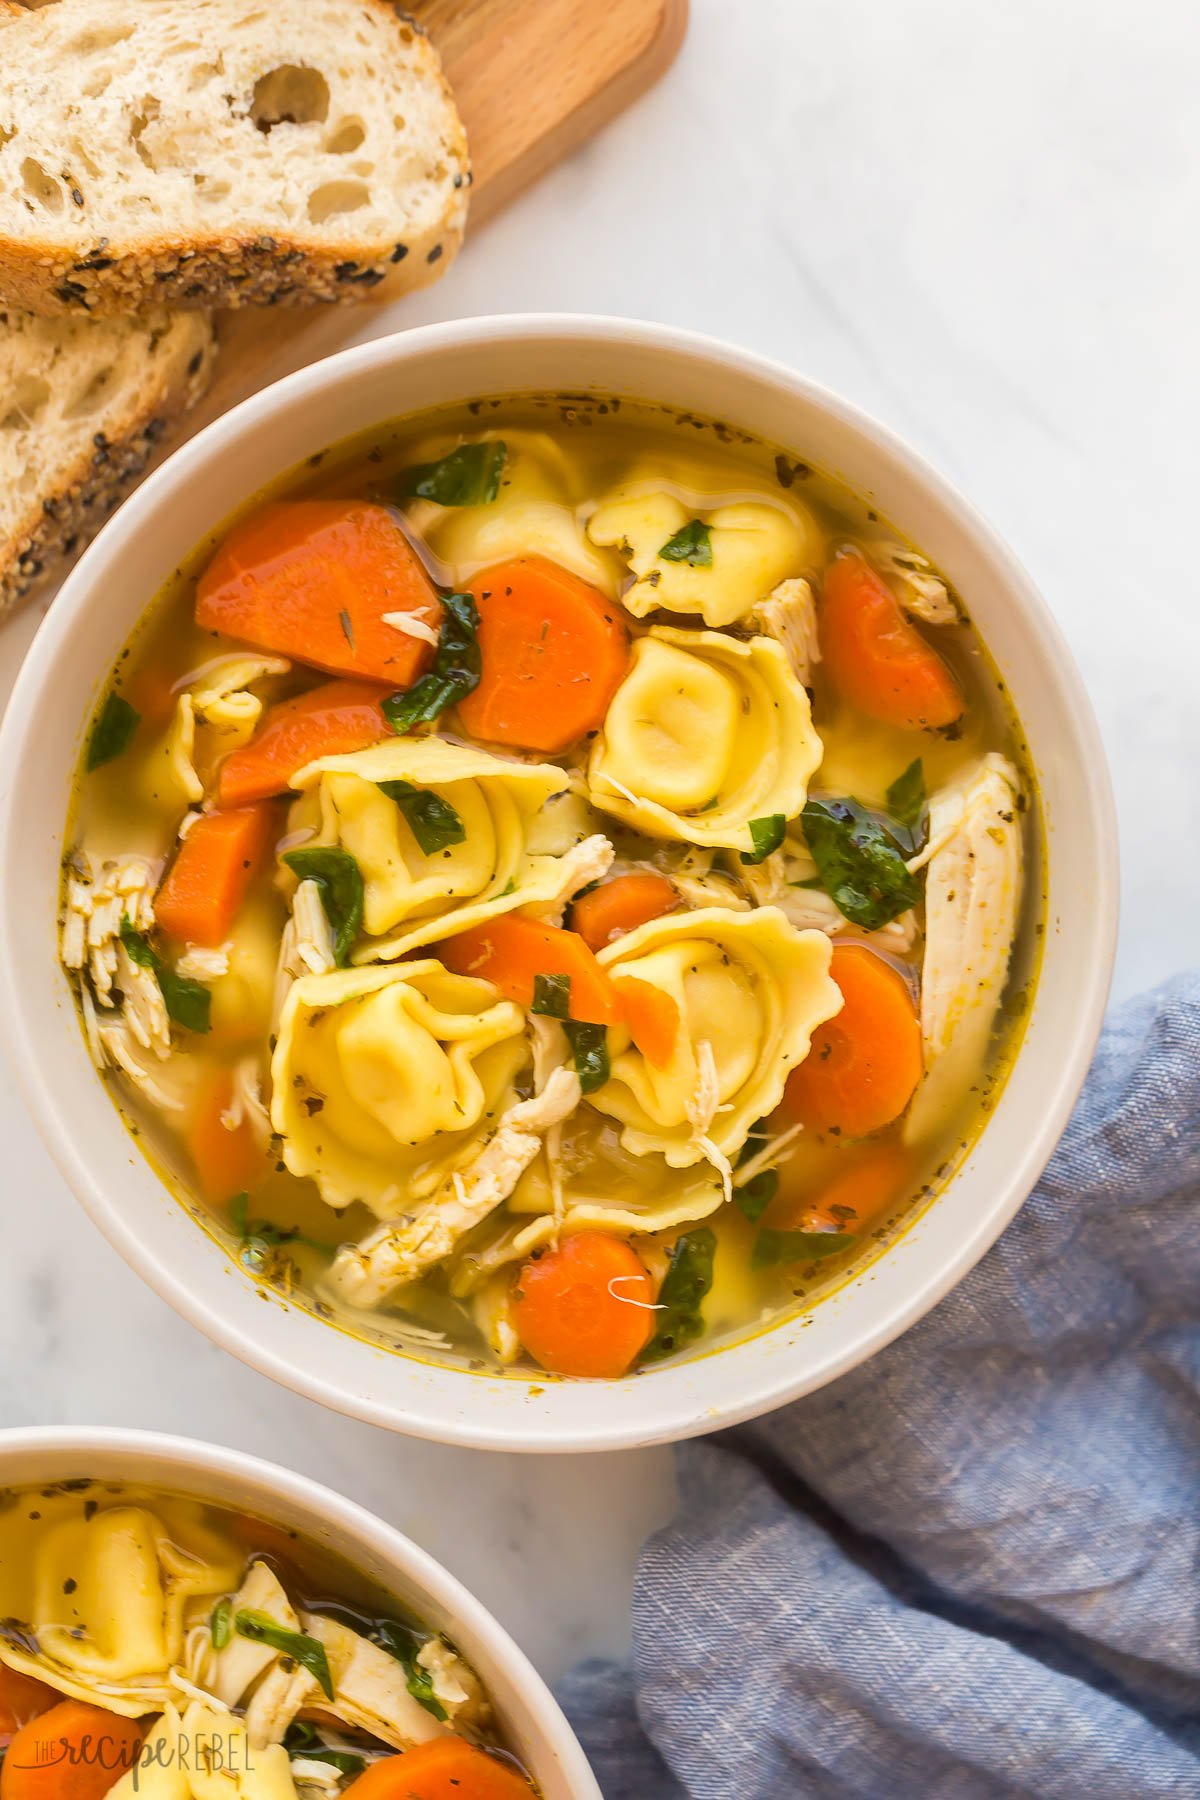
[273,882,336,1026]
[873,543,959,625]
[525,832,615,924]
[167,655,292,803]
[220,1057,273,1148]
[62,853,158,1005]
[175,943,230,981]
[471,1274,522,1364]
[381,611,440,645]
[752,576,820,686]
[686,1040,733,1204]
[325,1067,582,1309]
[905,754,1023,1142]
[63,855,176,1086]
[671,847,751,913]
[734,1121,804,1188]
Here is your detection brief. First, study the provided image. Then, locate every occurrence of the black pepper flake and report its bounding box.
[391,243,409,262]
[426,243,443,264]
[63,1578,77,1596]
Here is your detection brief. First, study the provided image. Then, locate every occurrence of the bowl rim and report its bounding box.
[0,312,1119,1451]
[0,1423,601,1797]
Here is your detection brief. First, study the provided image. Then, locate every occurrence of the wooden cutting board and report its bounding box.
[193,0,689,431]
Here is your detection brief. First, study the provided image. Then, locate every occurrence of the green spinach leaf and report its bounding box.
[885,757,927,849]
[751,1227,857,1268]
[564,1020,609,1094]
[374,1619,449,1722]
[531,973,571,1020]
[282,847,364,966]
[377,780,466,855]
[735,1168,779,1224]
[741,813,786,865]
[234,1611,334,1698]
[382,591,481,734]
[642,1227,717,1362]
[118,917,211,1033]
[658,519,713,567]
[87,693,140,771]
[398,440,507,507]
[282,1724,364,1778]
[800,797,920,930]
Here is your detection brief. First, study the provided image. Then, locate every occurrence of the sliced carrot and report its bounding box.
[513,1232,654,1380]
[570,871,678,952]
[344,1742,534,1800]
[184,1067,268,1204]
[612,975,680,1068]
[454,555,629,753]
[1,1701,143,1800]
[195,501,440,686]
[766,1141,914,1236]
[155,802,277,948]
[782,943,922,1137]
[218,679,392,805]
[820,549,964,731]
[439,914,620,1025]
[0,1669,59,1751]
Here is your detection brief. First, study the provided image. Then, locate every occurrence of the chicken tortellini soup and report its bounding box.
[61,400,1039,1380]
[0,1481,535,1799]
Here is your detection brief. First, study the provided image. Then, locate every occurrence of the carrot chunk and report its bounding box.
[1,1701,143,1800]
[513,1232,654,1379]
[439,914,620,1025]
[155,803,276,948]
[344,1743,534,1800]
[782,943,922,1137]
[454,555,629,753]
[195,501,440,686]
[570,871,677,951]
[0,1669,58,1751]
[218,680,392,805]
[184,1067,268,1204]
[612,975,680,1068]
[767,1141,914,1237]
[820,549,964,731]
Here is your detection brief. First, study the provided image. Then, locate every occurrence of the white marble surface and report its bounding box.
[1,0,1197,1687]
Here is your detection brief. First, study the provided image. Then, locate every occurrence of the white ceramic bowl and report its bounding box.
[0,1425,599,1797]
[0,316,1118,1451]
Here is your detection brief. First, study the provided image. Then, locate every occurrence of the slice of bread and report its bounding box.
[0,306,216,612]
[0,0,470,316]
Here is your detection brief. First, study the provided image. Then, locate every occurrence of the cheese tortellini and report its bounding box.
[588,626,822,853]
[589,906,843,1168]
[586,488,816,626]
[0,1504,241,1715]
[403,429,622,596]
[290,738,583,960]
[271,961,528,1214]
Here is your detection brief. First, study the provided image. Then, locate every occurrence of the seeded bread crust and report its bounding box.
[0,308,217,613]
[0,0,470,316]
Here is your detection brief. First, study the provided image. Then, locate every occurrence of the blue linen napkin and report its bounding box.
[559,974,1200,1797]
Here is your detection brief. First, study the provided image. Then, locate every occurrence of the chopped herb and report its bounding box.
[741,813,786,864]
[86,693,140,771]
[398,440,507,507]
[886,758,927,850]
[118,918,211,1033]
[751,1227,857,1268]
[210,1598,232,1649]
[229,1191,331,1272]
[735,1168,778,1224]
[377,780,465,855]
[531,973,571,1020]
[658,519,713,567]
[234,1611,333,1699]
[642,1227,716,1362]
[282,1724,364,1778]
[800,797,920,930]
[382,591,481,734]
[374,1619,449,1722]
[564,1020,609,1094]
[282,847,364,966]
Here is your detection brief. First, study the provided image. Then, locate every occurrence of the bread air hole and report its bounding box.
[325,118,366,155]
[20,156,64,214]
[251,66,331,133]
[64,365,115,420]
[2,376,50,432]
[307,180,370,223]
[68,23,135,55]
[130,101,160,171]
